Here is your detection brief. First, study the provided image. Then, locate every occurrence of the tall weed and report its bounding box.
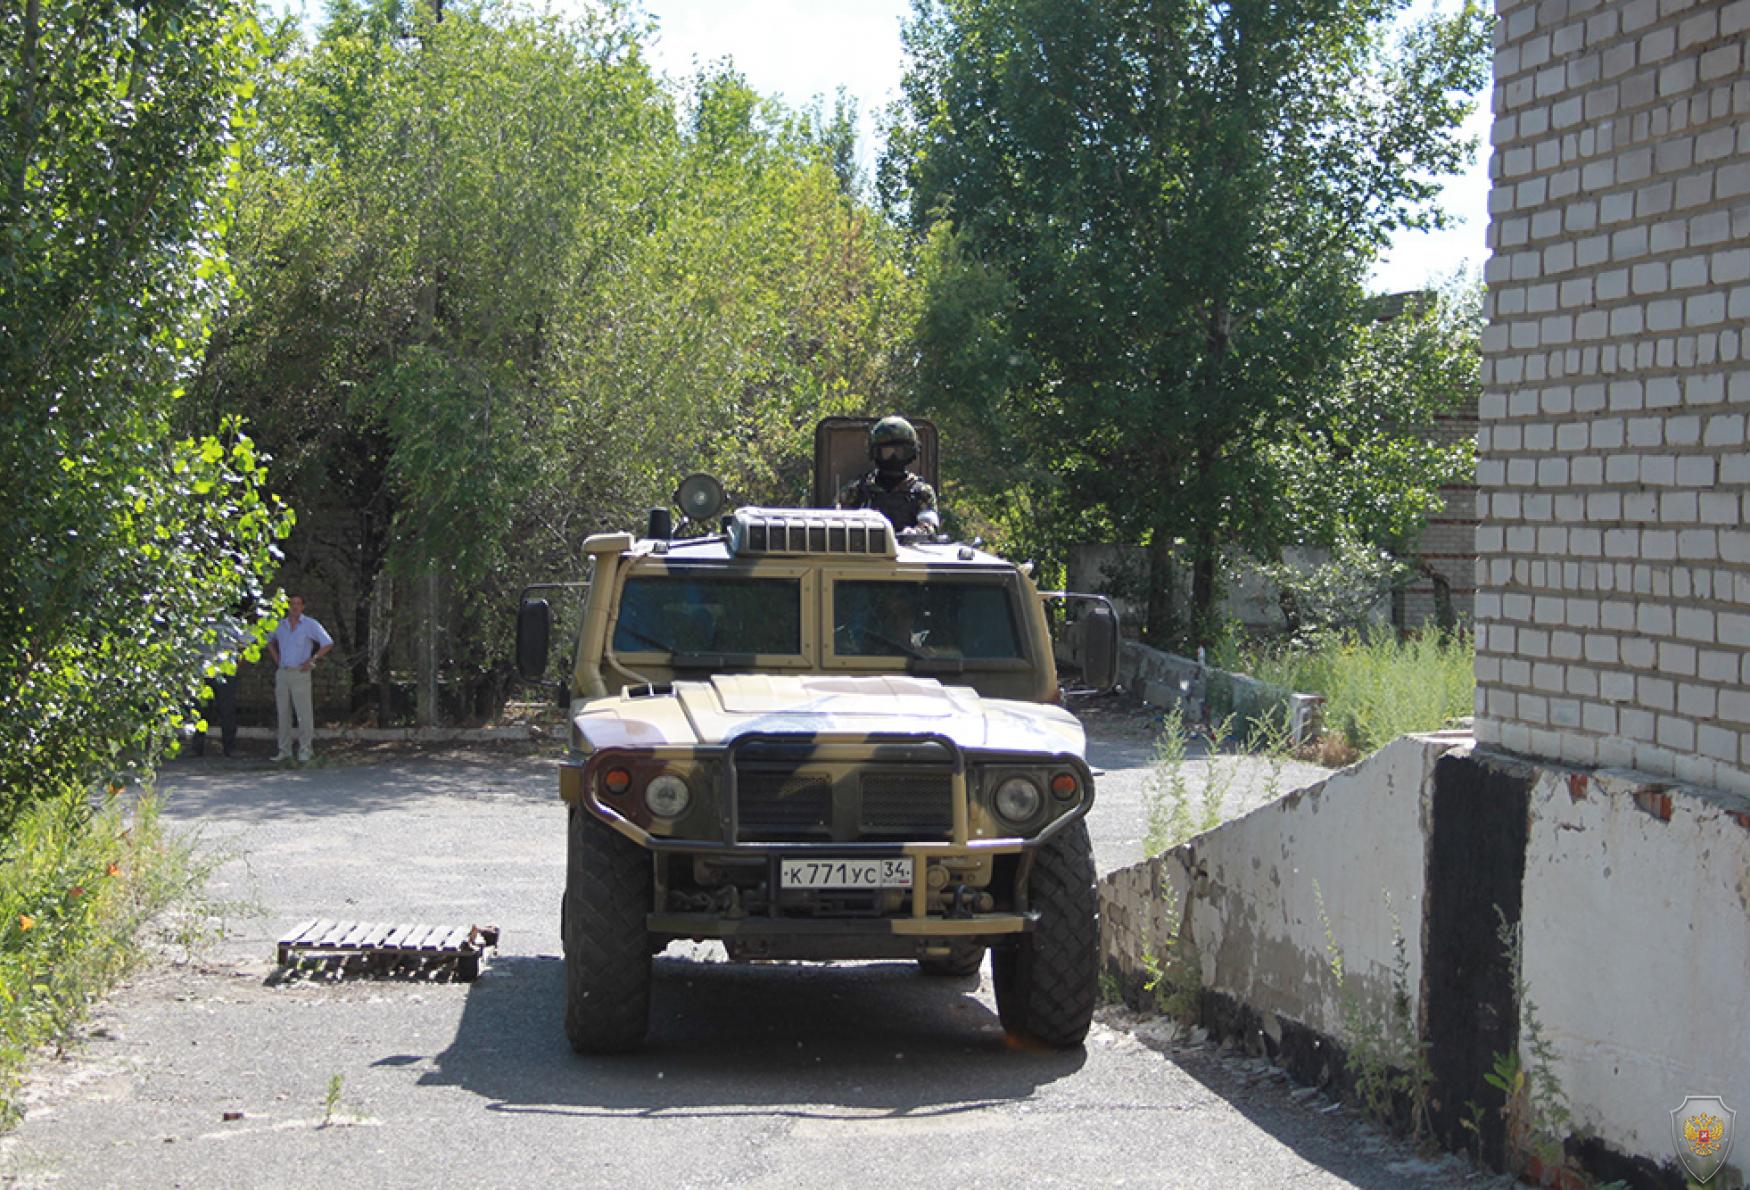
[1228,626,1473,753]
[1315,882,1434,1142]
[1143,708,1237,855]
[0,790,207,1122]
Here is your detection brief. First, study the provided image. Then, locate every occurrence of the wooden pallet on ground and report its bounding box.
[275,919,500,981]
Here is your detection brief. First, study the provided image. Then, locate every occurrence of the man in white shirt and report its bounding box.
[267,595,334,762]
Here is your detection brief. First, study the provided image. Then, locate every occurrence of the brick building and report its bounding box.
[1372,289,1481,630]
[1476,0,1750,795]
[1401,409,1481,627]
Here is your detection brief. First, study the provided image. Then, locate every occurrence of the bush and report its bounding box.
[1230,626,1473,754]
[0,1,273,1118]
[0,790,208,1121]
[1,0,290,825]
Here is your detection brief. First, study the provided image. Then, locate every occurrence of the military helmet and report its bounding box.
[869,415,919,464]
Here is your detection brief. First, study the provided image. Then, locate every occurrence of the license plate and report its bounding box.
[779,858,914,889]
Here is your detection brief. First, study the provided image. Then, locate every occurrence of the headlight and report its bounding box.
[644,773,691,818]
[993,776,1043,824]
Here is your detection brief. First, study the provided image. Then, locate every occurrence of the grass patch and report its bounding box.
[1140,902,1202,1029]
[321,1072,345,1127]
[1223,626,1474,754]
[0,789,214,1123]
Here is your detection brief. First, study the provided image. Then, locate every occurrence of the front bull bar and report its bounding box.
[563,730,1094,931]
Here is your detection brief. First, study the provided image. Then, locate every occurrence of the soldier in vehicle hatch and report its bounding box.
[835,415,941,533]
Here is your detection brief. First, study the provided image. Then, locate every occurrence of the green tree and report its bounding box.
[203,11,920,721]
[0,0,289,819]
[886,0,1489,647]
[199,0,671,720]
[1272,287,1481,551]
[1182,281,1482,641]
[558,66,921,522]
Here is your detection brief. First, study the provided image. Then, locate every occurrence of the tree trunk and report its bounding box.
[369,568,395,726]
[350,581,372,714]
[1144,534,1177,649]
[417,565,441,727]
[1189,523,1219,649]
[412,5,443,729]
[1188,440,1221,648]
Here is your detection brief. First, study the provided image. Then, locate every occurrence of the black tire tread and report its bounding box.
[991,820,1098,1047]
[563,807,653,1053]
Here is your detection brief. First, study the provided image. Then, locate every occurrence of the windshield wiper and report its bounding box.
[856,628,929,660]
[619,625,679,653]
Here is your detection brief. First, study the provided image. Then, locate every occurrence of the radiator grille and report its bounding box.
[736,772,832,839]
[858,772,953,838]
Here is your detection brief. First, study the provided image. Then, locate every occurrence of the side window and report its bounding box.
[613,576,801,656]
[833,581,1021,660]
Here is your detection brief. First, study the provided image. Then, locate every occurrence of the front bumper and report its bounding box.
[645,911,1030,940]
[560,730,1092,940]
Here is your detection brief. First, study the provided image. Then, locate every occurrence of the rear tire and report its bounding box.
[991,820,1097,1047]
[917,942,986,978]
[563,806,652,1054]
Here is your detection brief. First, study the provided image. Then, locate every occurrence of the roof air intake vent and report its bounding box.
[726,508,897,559]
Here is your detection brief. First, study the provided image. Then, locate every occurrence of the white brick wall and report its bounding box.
[1478,0,1750,796]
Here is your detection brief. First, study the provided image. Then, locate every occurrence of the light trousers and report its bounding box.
[275,666,315,756]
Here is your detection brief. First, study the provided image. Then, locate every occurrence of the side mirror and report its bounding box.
[516,599,551,680]
[1080,601,1120,691]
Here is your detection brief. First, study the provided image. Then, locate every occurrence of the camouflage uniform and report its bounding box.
[836,470,937,532]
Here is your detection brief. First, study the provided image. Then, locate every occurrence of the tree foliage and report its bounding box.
[0,0,289,820]
[1263,282,1481,555]
[560,68,919,520]
[885,0,1489,646]
[200,2,919,719]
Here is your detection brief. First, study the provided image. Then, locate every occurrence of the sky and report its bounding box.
[632,0,1492,296]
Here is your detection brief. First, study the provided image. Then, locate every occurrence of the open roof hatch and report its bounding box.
[812,416,939,509]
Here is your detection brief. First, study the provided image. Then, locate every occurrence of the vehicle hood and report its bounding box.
[572,674,1084,757]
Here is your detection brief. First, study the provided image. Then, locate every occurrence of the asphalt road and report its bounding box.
[0,719,1488,1189]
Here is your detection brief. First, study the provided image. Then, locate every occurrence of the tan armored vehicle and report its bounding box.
[515,421,1119,1053]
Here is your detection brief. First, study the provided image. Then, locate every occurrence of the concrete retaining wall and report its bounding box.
[1520,764,1750,1174]
[1117,639,1324,743]
[1099,735,1750,1186]
[190,723,550,747]
[1101,735,1444,1044]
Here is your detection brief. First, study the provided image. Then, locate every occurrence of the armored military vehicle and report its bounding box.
[515,423,1119,1054]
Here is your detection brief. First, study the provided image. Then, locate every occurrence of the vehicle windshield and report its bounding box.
[833,580,1021,660]
[613,575,801,656]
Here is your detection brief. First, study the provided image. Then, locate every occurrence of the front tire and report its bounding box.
[991,820,1098,1047]
[563,806,652,1054]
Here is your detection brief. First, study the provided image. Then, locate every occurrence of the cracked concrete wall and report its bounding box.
[1099,737,1750,1180]
[1519,765,1750,1169]
[1099,733,1454,1042]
